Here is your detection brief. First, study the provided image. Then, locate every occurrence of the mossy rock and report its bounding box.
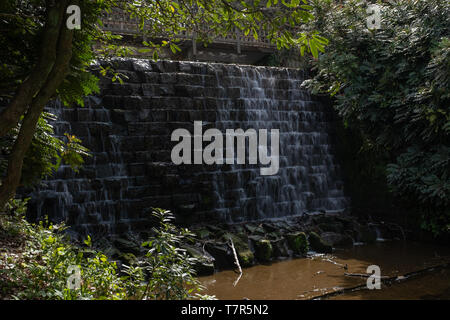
[207,225,226,238]
[195,228,211,240]
[222,233,254,267]
[308,231,333,254]
[253,239,272,262]
[262,222,278,233]
[204,243,235,270]
[244,224,265,236]
[270,238,289,257]
[237,249,254,267]
[267,231,281,240]
[113,237,141,255]
[222,233,247,248]
[231,225,246,235]
[286,232,308,255]
[183,245,215,275]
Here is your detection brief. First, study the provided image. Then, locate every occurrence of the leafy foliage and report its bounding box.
[0,203,212,300]
[0,112,90,187]
[0,0,324,89]
[304,0,450,235]
[0,199,129,299]
[115,0,324,59]
[140,209,208,300]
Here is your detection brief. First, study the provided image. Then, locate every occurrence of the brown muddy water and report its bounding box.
[198,241,450,300]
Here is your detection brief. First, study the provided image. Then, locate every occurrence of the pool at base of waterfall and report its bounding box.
[198,241,450,300]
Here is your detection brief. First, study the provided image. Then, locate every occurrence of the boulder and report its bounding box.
[252,239,273,262]
[237,249,255,267]
[320,232,343,246]
[204,243,235,270]
[244,224,265,236]
[222,233,254,268]
[308,231,333,254]
[336,234,355,247]
[113,237,142,256]
[318,221,344,233]
[286,232,308,255]
[270,238,289,257]
[183,244,215,276]
[195,228,211,240]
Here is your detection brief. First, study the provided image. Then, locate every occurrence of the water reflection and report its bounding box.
[198,242,450,300]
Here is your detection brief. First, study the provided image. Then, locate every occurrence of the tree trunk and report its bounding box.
[0,0,73,210]
[0,1,65,138]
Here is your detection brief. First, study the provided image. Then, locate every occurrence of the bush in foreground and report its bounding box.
[0,200,213,300]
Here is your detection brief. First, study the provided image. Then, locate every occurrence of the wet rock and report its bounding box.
[320,232,344,246]
[205,243,235,270]
[318,221,344,233]
[244,224,265,236]
[336,234,354,246]
[267,231,282,240]
[222,233,254,268]
[237,249,255,267]
[270,238,289,257]
[183,244,215,276]
[262,222,278,233]
[195,228,211,240]
[308,231,333,254]
[207,225,227,238]
[248,234,263,243]
[286,232,308,255]
[113,237,142,256]
[253,239,273,262]
[231,224,246,236]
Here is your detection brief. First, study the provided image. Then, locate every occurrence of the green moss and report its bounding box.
[286,232,308,255]
[223,233,254,267]
[254,239,272,262]
[308,231,332,254]
[195,228,211,240]
[237,249,254,267]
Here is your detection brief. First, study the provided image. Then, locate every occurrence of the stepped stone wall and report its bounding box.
[23,59,348,237]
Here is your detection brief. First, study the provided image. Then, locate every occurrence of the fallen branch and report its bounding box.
[233,272,243,287]
[344,272,389,279]
[308,262,450,300]
[229,238,242,275]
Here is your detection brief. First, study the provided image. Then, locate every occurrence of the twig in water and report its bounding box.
[229,238,242,274]
[228,238,243,286]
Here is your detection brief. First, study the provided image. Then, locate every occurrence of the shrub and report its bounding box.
[0,111,90,187]
[0,202,213,300]
[304,0,450,235]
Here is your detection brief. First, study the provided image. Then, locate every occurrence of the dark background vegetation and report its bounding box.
[303,0,449,239]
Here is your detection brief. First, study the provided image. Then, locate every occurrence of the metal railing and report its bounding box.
[100,10,275,50]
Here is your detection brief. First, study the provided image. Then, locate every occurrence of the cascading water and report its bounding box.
[24,59,349,237]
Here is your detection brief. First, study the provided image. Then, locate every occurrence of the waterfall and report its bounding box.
[25,59,349,236]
